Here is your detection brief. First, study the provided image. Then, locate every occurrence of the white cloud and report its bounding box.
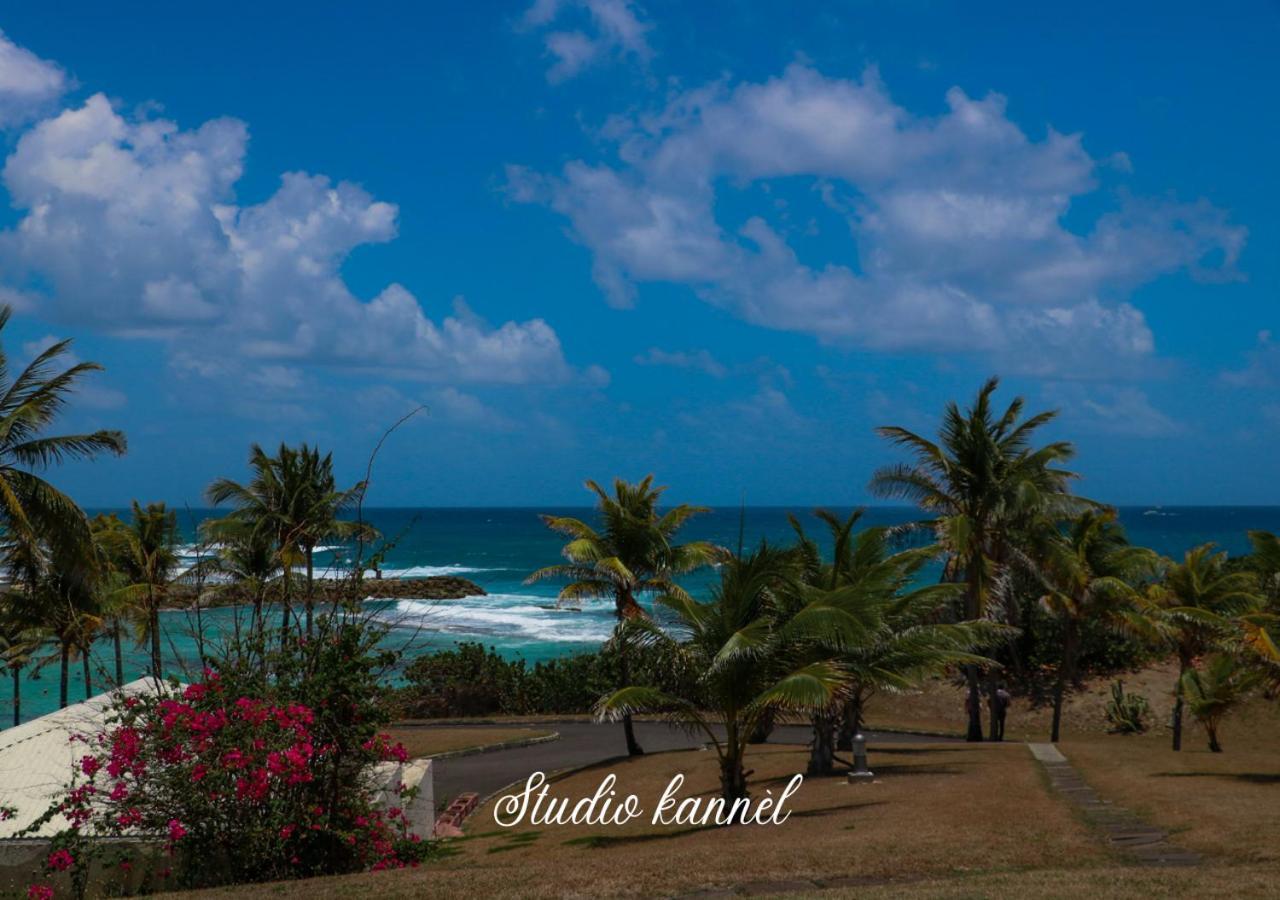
[511,64,1245,375]
[520,0,652,83]
[1221,330,1279,388]
[634,347,727,377]
[0,92,578,387]
[1049,384,1183,438]
[0,30,68,128]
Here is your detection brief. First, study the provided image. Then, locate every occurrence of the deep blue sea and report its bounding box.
[5,505,1280,726]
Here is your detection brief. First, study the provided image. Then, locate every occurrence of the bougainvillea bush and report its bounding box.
[24,615,433,897]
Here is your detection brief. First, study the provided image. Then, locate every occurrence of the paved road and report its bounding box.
[410,721,951,806]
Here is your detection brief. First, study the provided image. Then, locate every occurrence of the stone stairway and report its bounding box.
[1028,743,1201,867]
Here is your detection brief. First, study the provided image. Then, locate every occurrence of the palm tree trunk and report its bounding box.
[82,646,92,700]
[113,626,124,687]
[837,694,862,751]
[1206,721,1222,753]
[10,666,19,727]
[615,592,644,757]
[963,664,983,742]
[149,588,162,679]
[59,641,69,709]
[986,670,1001,741]
[1050,619,1077,743]
[1172,651,1188,752]
[720,723,748,802]
[807,712,836,775]
[305,546,315,636]
[747,708,775,744]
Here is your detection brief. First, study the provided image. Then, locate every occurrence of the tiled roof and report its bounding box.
[0,679,162,839]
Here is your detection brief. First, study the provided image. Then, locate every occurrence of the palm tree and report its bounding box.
[191,517,281,645]
[598,545,849,801]
[1180,653,1262,752]
[207,443,371,636]
[95,503,181,679]
[529,476,724,755]
[870,377,1082,741]
[1136,544,1264,750]
[0,597,41,726]
[0,306,126,578]
[787,511,992,772]
[1031,509,1154,742]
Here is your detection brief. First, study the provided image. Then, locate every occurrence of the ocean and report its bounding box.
[5,505,1280,726]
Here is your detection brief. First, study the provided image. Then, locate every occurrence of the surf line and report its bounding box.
[492,771,804,828]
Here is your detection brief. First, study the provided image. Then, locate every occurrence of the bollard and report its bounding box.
[847,732,874,782]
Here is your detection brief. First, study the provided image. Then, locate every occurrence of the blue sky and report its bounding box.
[0,1,1275,507]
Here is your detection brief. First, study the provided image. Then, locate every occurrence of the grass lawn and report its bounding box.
[835,864,1280,898]
[1061,702,1280,865]
[188,740,1112,898]
[384,726,554,758]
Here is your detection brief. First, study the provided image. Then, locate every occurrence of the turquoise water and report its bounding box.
[5,505,1280,727]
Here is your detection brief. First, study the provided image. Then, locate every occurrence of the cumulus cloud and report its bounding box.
[634,347,727,377]
[510,64,1245,375]
[0,30,68,128]
[0,92,577,386]
[1221,330,1280,388]
[519,0,652,82]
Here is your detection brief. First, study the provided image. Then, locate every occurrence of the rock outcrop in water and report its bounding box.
[164,576,486,610]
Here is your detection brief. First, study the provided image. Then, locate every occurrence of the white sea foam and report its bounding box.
[375,594,613,644]
[367,564,491,579]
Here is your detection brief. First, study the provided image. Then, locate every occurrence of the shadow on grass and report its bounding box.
[563,824,717,848]
[1152,772,1280,785]
[788,800,887,819]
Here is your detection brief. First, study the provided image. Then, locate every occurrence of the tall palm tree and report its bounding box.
[1135,544,1263,750]
[599,545,849,801]
[869,377,1083,741]
[207,443,371,636]
[528,476,724,755]
[95,502,180,679]
[1031,509,1153,742]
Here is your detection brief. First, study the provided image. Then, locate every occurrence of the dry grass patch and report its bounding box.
[385,726,553,758]
[865,663,1184,741]
[1061,710,1280,864]
[191,740,1108,899]
[829,863,1280,899]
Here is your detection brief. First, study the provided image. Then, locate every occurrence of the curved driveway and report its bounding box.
[413,721,951,805]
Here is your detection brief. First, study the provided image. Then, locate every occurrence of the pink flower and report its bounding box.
[80,755,101,777]
[167,819,187,841]
[27,885,54,900]
[46,849,74,872]
[183,683,207,701]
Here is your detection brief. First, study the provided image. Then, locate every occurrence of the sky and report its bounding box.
[0,1,1275,508]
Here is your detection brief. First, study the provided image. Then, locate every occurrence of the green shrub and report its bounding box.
[1105,680,1152,734]
[399,641,697,718]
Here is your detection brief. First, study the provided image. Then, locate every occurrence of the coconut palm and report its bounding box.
[95,502,181,679]
[1180,653,1262,752]
[193,517,281,639]
[528,476,724,755]
[869,377,1083,741]
[787,512,992,772]
[1135,544,1264,750]
[598,544,849,801]
[0,597,41,726]
[0,307,126,581]
[207,443,372,636]
[1031,509,1154,742]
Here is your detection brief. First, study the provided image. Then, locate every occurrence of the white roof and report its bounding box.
[0,679,164,838]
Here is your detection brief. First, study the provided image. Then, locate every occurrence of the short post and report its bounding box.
[847,732,874,782]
